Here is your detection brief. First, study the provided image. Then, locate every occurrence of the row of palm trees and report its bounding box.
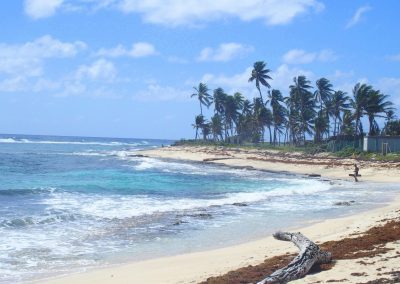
[191,61,396,145]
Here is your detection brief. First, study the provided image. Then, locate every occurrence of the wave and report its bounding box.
[43,180,332,219]
[0,138,146,147]
[0,187,57,196]
[132,157,238,175]
[0,213,81,228]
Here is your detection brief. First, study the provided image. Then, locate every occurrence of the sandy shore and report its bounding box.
[40,146,400,284]
[140,145,400,183]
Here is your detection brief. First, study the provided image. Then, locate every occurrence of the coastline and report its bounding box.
[39,145,400,284]
[139,145,400,183]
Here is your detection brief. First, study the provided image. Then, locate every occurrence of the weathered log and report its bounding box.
[257,232,332,284]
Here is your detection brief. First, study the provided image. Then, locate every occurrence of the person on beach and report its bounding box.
[353,164,360,182]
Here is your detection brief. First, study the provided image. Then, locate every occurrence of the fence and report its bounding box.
[327,136,364,152]
[363,136,400,153]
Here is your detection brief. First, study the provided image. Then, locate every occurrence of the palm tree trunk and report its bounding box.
[268,126,272,145]
[368,115,374,136]
[334,117,337,137]
[258,88,264,105]
[200,101,203,115]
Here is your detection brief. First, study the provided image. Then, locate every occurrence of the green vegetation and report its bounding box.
[189,60,396,150]
[334,146,400,161]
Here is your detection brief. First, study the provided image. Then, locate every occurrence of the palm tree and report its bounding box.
[268,89,287,145]
[242,99,253,116]
[364,89,394,136]
[248,61,272,104]
[383,119,400,135]
[386,110,396,122]
[213,87,226,115]
[210,115,223,141]
[330,90,350,136]
[192,115,204,139]
[253,97,272,142]
[201,121,211,140]
[191,83,212,115]
[233,92,245,110]
[289,76,315,143]
[340,110,356,135]
[224,95,240,137]
[350,83,372,136]
[314,110,329,142]
[314,78,333,111]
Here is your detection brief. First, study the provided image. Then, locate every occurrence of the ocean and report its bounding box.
[0,134,399,283]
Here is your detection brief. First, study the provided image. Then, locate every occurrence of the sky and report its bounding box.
[0,0,399,139]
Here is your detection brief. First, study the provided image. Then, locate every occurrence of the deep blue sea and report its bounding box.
[0,134,399,283]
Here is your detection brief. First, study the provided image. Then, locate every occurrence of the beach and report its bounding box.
[39,145,400,284]
[141,145,400,183]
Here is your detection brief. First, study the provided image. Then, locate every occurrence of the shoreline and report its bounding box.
[38,145,400,284]
[139,145,400,183]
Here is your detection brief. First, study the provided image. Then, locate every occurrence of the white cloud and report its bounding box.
[197,43,253,62]
[0,77,27,92]
[282,49,337,64]
[118,0,323,26]
[24,0,64,19]
[198,64,314,98]
[271,64,314,92]
[346,5,372,29]
[0,35,86,76]
[96,42,157,58]
[133,83,189,102]
[76,59,117,81]
[377,77,400,107]
[167,56,188,64]
[24,0,323,26]
[386,54,400,61]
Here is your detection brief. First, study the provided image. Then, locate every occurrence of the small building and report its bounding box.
[363,136,400,153]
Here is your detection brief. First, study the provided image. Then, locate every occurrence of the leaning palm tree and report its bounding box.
[191,83,212,115]
[268,89,287,145]
[248,61,272,104]
[340,110,356,136]
[314,78,333,112]
[330,90,350,136]
[350,83,372,136]
[210,114,223,141]
[364,89,394,136]
[213,87,226,115]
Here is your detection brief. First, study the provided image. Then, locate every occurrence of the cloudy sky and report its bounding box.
[1,0,399,139]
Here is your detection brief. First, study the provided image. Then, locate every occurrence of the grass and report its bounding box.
[333,146,400,161]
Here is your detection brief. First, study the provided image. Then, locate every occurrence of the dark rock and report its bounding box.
[308,174,321,177]
[232,202,248,207]
[172,220,187,226]
[192,213,213,219]
[334,201,353,206]
[128,154,147,157]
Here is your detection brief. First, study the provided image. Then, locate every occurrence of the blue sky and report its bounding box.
[0,0,399,139]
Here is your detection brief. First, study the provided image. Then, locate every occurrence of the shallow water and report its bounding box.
[0,134,399,283]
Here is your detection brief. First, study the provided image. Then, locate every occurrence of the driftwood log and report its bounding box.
[257,232,332,284]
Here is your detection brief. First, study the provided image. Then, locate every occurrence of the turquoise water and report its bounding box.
[0,134,399,283]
